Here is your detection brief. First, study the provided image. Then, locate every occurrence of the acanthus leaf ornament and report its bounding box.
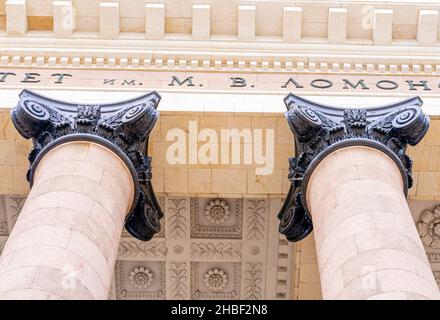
[11,89,163,241]
[279,93,430,242]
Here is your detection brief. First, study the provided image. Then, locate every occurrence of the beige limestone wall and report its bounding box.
[307,146,440,300]
[0,109,32,195]
[0,0,4,31]
[2,108,440,201]
[409,119,440,200]
[290,233,322,300]
[27,16,53,31]
[0,108,292,197]
[0,141,134,299]
[148,111,293,198]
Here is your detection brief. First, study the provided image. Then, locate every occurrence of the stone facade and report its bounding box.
[0,0,440,300]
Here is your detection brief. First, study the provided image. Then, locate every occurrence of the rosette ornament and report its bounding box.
[203,268,228,291]
[417,206,440,248]
[279,94,430,242]
[129,267,154,289]
[11,89,163,241]
[205,199,230,224]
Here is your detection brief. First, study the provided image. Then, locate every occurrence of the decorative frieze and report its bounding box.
[278,93,430,242]
[190,262,240,300]
[0,53,439,77]
[245,199,266,240]
[168,262,188,300]
[118,239,167,259]
[191,242,241,260]
[167,198,188,239]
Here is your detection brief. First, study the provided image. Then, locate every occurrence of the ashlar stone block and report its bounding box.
[238,5,255,40]
[283,7,302,42]
[373,9,394,45]
[99,2,120,38]
[53,1,75,37]
[145,3,165,39]
[417,10,439,46]
[6,0,27,35]
[192,4,210,40]
[328,8,347,44]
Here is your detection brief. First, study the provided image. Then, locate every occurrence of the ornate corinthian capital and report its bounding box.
[11,89,162,241]
[279,94,430,242]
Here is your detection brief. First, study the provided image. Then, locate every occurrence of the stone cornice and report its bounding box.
[278,93,430,242]
[1,37,440,74]
[10,89,163,241]
[3,1,440,46]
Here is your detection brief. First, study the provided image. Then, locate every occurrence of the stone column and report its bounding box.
[278,94,440,300]
[308,146,439,299]
[0,141,133,299]
[0,90,163,299]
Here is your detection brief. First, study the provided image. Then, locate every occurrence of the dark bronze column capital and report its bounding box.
[279,94,430,242]
[11,89,163,241]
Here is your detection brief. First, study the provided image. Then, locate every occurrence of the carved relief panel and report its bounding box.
[410,200,440,290]
[0,195,26,239]
[113,196,293,300]
[0,195,27,257]
[115,261,166,300]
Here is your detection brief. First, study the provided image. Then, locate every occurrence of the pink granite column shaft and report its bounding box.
[307,146,440,300]
[0,141,134,299]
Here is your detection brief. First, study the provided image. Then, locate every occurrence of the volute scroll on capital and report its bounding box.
[278,93,430,242]
[10,89,163,241]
